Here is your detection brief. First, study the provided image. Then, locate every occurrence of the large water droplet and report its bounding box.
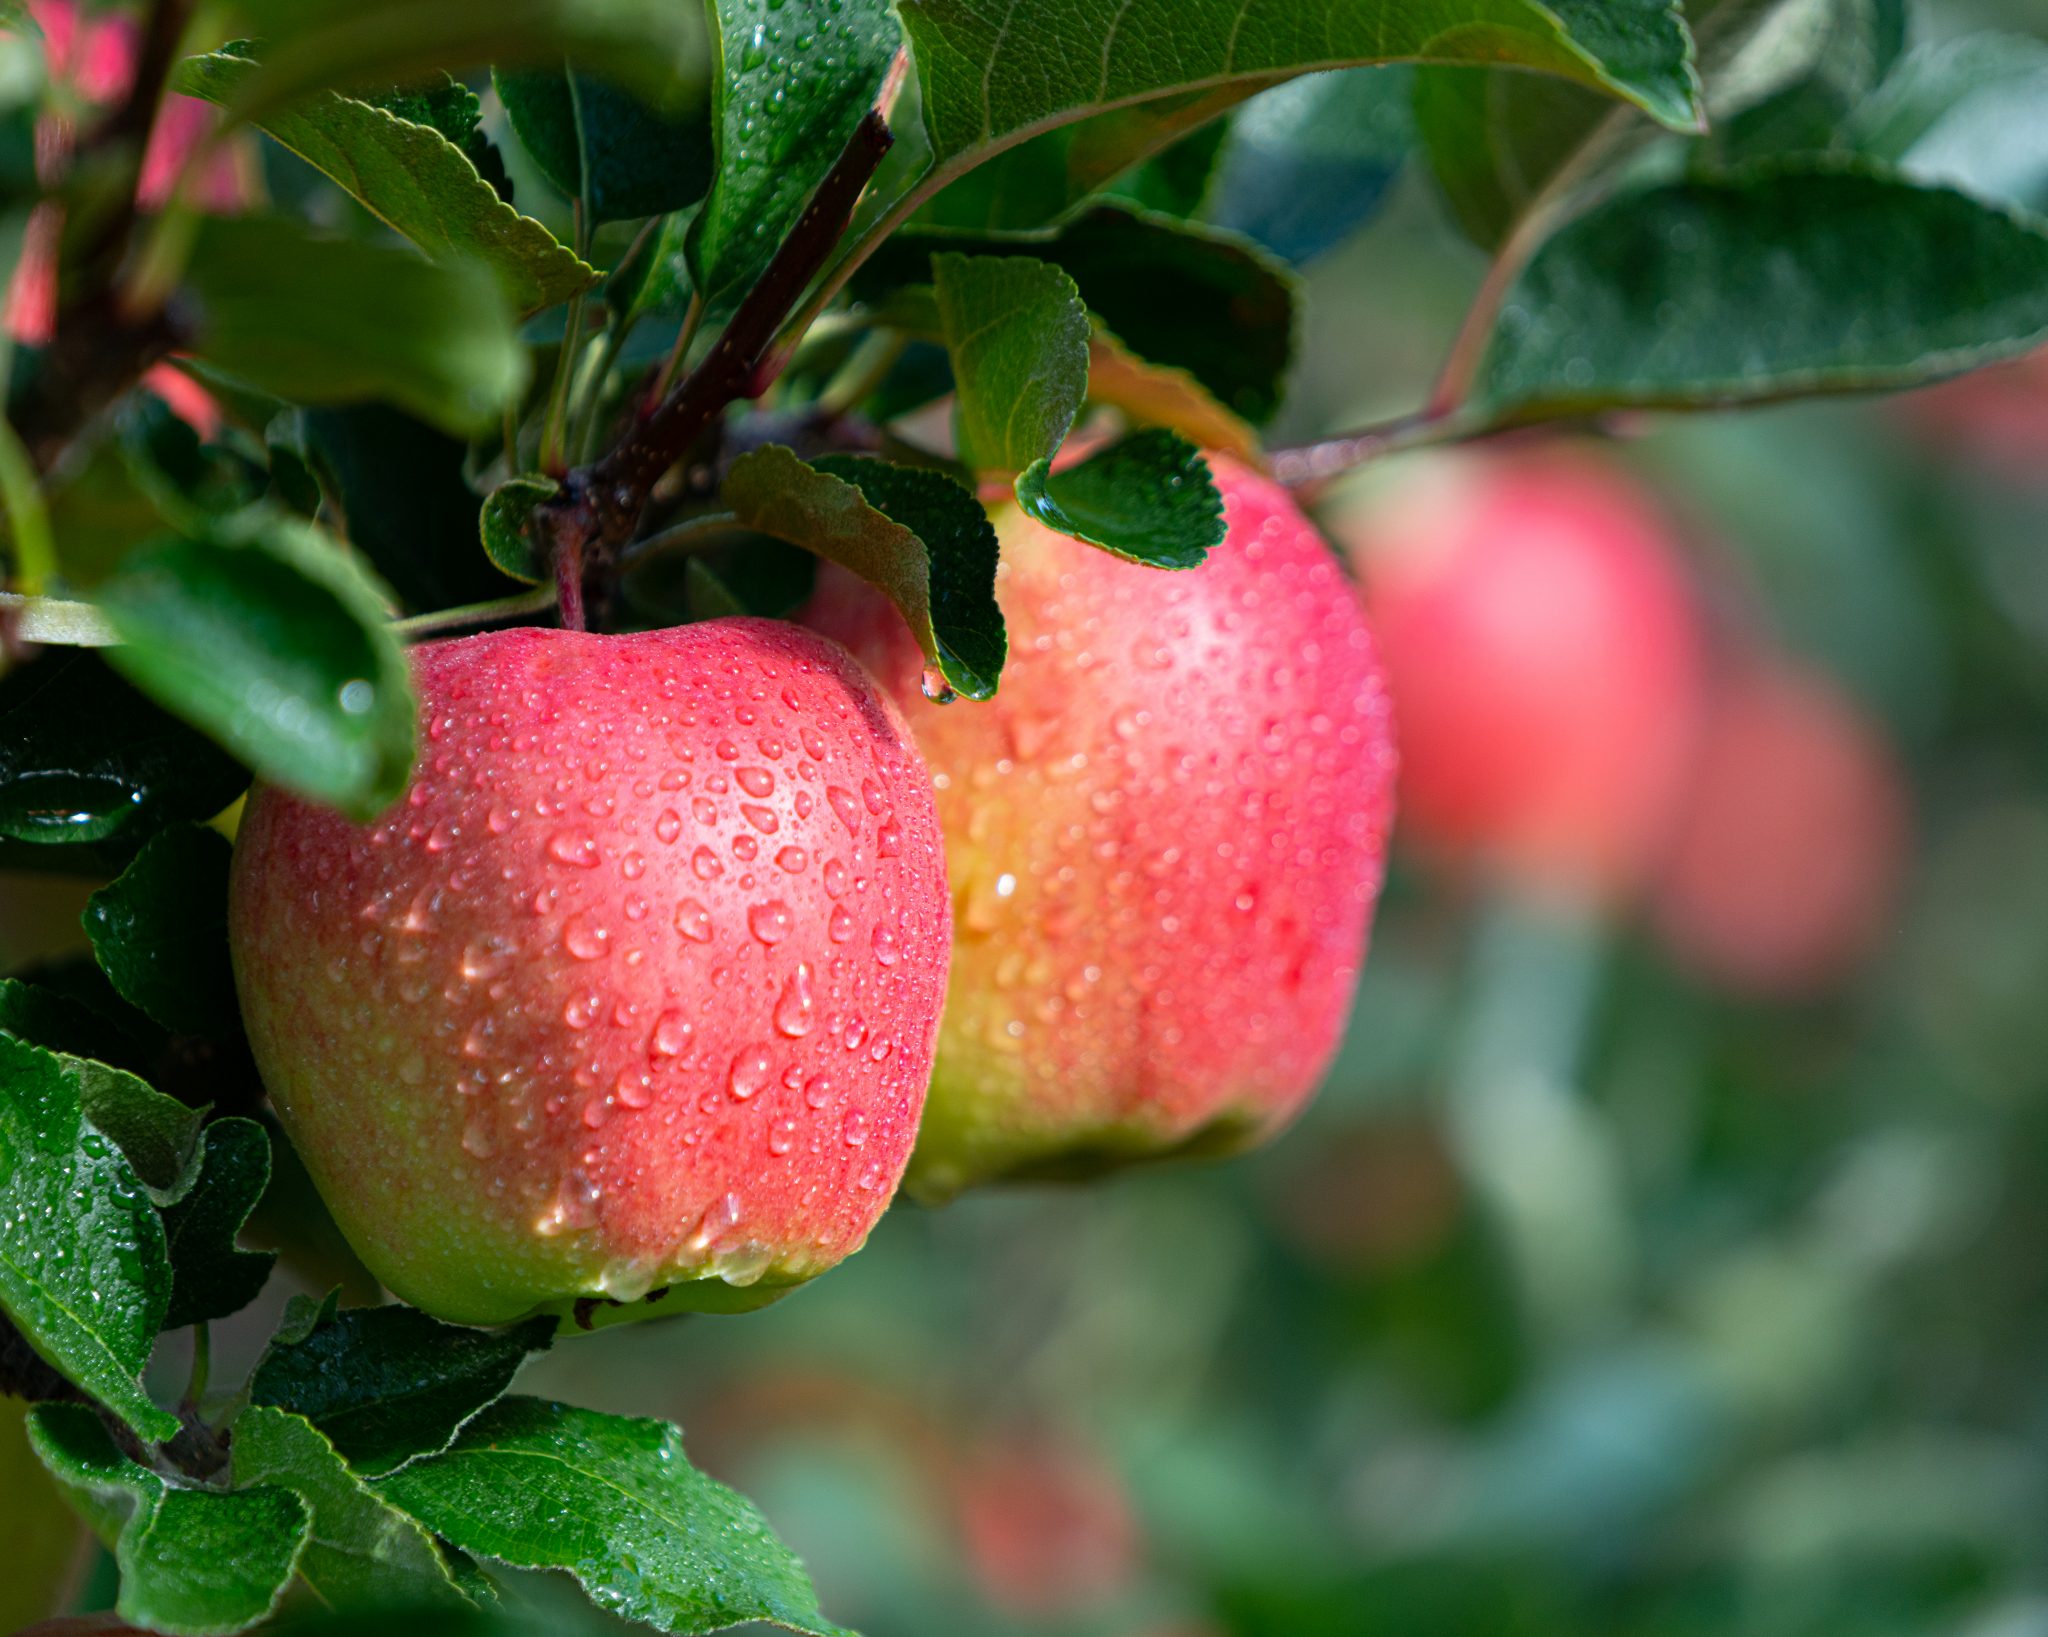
[871,924,900,967]
[691,846,725,881]
[736,766,774,798]
[842,1109,868,1147]
[651,1008,694,1056]
[655,808,683,844]
[728,1045,774,1100]
[674,898,713,942]
[827,786,860,833]
[774,963,816,1037]
[748,900,794,944]
[562,912,610,960]
[547,829,601,868]
[920,663,957,704]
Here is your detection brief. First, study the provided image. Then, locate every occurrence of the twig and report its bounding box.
[581,110,896,548]
[1268,410,1464,492]
[621,510,741,566]
[389,583,559,640]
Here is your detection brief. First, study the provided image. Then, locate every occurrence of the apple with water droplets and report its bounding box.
[228,619,950,1327]
[804,456,1397,1199]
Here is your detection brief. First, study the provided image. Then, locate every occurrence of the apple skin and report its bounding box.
[1329,445,1705,904]
[804,456,1396,1199]
[228,619,950,1327]
[1650,653,1908,997]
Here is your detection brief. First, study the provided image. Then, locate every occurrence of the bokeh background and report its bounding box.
[13,1,2048,1632]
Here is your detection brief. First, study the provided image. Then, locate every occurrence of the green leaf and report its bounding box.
[1841,32,2048,213]
[212,0,711,124]
[1015,430,1224,569]
[0,650,248,874]
[250,1305,556,1478]
[688,0,899,303]
[82,825,240,1040]
[1413,0,1831,251]
[377,1397,854,1637]
[28,1403,307,1636]
[608,204,699,321]
[0,978,156,1074]
[1105,120,1230,219]
[96,516,417,822]
[1470,159,2048,423]
[1205,66,1413,263]
[0,1035,176,1443]
[897,0,1701,210]
[183,215,527,438]
[931,253,1089,475]
[479,475,560,586]
[304,406,523,616]
[723,446,1005,700]
[161,1119,275,1330]
[232,1406,476,1611]
[868,206,1297,424]
[1085,326,1260,460]
[495,65,713,222]
[176,53,596,315]
[64,1054,205,1208]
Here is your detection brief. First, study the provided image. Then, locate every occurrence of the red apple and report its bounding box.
[1329,444,1705,903]
[1650,652,1908,997]
[804,455,1395,1198]
[228,620,950,1326]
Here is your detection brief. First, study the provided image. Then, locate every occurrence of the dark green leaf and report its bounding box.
[82,825,239,1040]
[479,475,560,586]
[363,72,484,147]
[1205,67,1412,263]
[96,516,416,822]
[177,53,596,315]
[1471,160,2048,422]
[183,215,527,438]
[1105,120,1230,220]
[377,1397,854,1637]
[897,0,1701,209]
[495,65,713,222]
[0,650,247,874]
[688,0,899,303]
[0,978,155,1074]
[232,1406,476,1611]
[1015,430,1224,569]
[28,1403,306,1635]
[161,1119,275,1329]
[65,1054,205,1207]
[608,204,698,321]
[0,1035,175,1443]
[250,1305,556,1477]
[724,446,1005,700]
[868,205,1297,424]
[930,253,1088,475]
[212,0,711,124]
[304,406,523,616]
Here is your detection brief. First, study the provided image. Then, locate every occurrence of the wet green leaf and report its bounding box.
[377,1397,855,1637]
[161,1119,275,1330]
[96,517,416,822]
[724,446,1005,700]
[28,1403,306,1635]
[931,253,1088,476]
[0,1035,176,1443]
[82,825,239,1041]
[1015,430,1224,569]
[495,65,713,222]
[479,475,560,586]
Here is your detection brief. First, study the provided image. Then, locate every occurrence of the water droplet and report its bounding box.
[736,767,775,798]
[776,845,809,874]
[562,912,610,960]
[842,1109,868,1147]
[768,1120,796,1156]
[461,934,514,981]
[729,1045,774,1100]
[827,786,860,833]
[674,899,712,942]
[774,963,816,1037]
[462,1117,494,1158]
[655,808,683,844]
[920,663,957,703]
[742,803,779,833]
[876,820,903,857]
[547,829,601,868]
[564,994,602,1029]
[828,903,854,942]
[748,900,794,944]
[823,858,850,898]
[871,924,900,967]
[804,1073,834,1109]
[621,850,646,880]
[691,845,725,881]
[615,1068,654,1109]
[861,777,887,815]
[651,1009,694,1056]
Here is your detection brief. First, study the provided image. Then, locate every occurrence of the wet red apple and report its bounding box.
[229,620,950,1326]
[805,456,1396,1198]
